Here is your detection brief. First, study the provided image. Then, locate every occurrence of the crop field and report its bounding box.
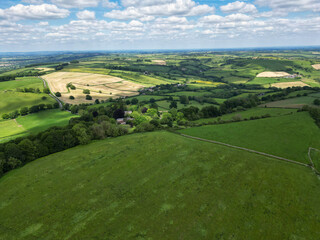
[42,72,144,104]
[180,112,320,163]
[256,71,290,78]
[263,96,319,108]
[271,81,309,88]
[0,110,75,142]
[0,91,55,116]
[193,107,296,124]
[0,77,43,91]
[0,132,319,239]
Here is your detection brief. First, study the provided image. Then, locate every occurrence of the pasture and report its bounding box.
[263,96,319,108]
[0,132,319,239]
[42,72,144,104]
[0,77,43,91]
[0,91,55,116]
[0,110,75,142]
[180,112,320,163]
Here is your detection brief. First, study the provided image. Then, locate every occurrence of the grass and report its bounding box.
[0,110,75,142]
[194,107,296,123]
[0,77,43,91]
[0,91,55,116]
[180,112,320,164]
[0,131,319,239]
[263,96,319,108]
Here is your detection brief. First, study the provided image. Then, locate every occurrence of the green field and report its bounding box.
[263,96,319,108]
[0,91,55,116]
[0,77,43,91]
[194,107,296,123]
[180,112,320,163]
[0,131,319,239]
[0,110,75,142]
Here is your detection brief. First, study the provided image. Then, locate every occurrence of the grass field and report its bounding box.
[0,77,43,91]
[0,131,319,239]
[180,112,320,163]
[263,96,319,108]
[194,107,296,123]
[0,110,75,142]
[42,72,144,104]
[0,91,55,116]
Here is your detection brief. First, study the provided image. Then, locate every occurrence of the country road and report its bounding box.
[38,76,63,109]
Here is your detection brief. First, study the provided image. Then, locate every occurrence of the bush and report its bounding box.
[69,96,75,100]
[83,89,90,94]
[86,95,92,100]
[55,92,62,97]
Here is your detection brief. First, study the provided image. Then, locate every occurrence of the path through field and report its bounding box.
[39,76,63,109]
[176,132,320,174]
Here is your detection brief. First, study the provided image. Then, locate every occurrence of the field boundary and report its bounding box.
[38,76,63,108]
[174,132,313,169]
[308,147,320,175]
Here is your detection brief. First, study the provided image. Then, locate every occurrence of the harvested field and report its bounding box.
[257,72,290,78]
[312,64,320,70]
[152,60,166,65]
[35,67,54,72]
[271,81,309,88]
[42,72,144,104]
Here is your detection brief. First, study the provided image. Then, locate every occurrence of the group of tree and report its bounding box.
[2,103,59,120]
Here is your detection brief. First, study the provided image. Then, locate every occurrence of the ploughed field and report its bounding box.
[0,132,320,239]
[42,72,145,104]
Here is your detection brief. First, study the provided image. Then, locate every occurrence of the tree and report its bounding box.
[55,92,62,97]
[2,113,9,119]
[72,124,91,145]
[86,95,92,100]
[83,89,90,94]
[131,98,139,105]
[69,96,75,100]
[169,101,177,109]
[314,99,320,106]
[18,139,36,162]
[180,95,189,105]
[43,88,50,94]
[20,107,29,116]
[95,99,100,104]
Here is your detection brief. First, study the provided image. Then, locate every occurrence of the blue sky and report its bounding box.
[0,0,319,52]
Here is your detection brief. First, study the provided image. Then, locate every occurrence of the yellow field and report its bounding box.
[271,81,309,89]
[42,72,144,104]
[257,72,290,78]
[312,64,320,70]
[36,67,54,72]
[152,60,166,65]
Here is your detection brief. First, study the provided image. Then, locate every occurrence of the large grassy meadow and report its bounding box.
[180,112,320,164]
[0,132,319,239]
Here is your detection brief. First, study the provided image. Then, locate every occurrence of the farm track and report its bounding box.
[308,147,320,175]
[174,132,319,173]
[38,76,63,109]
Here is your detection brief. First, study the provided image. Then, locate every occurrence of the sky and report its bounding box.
[0,0,319,52]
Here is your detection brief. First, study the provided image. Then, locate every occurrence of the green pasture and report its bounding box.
[0,91,55,116]
[180,112,320,163]
[0,131,319,239]
[263,96,319,108]
[0,110,75,142]
[0,77,43,91]
[194,107,296,124]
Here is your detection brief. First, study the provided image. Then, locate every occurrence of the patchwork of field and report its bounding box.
[0,110,75,142]
[42,72,145,104]
[180,112,320,163]
[0,132,319,239]
[257,71,290,78]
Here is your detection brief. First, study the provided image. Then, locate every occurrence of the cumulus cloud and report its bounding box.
[77,10,95,20]
[104,0,214,20]
[103,0,118,8]
[221,1,258,14]
[22,0,44,4]
[51,0,101,8]
[255,0,320,13]
[121,0,175,7]
[0,4,70,20]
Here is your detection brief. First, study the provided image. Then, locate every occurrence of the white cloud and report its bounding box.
[22,0,44,4]
[103,0,118,8]
[51,0,101,8]
[38,21,49,26]
[104,0,214,19]
[121,0,175,7]
[255,0,320,13]
[221,1,258,14]
[77,10,95,20]
[0,4,70,20]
